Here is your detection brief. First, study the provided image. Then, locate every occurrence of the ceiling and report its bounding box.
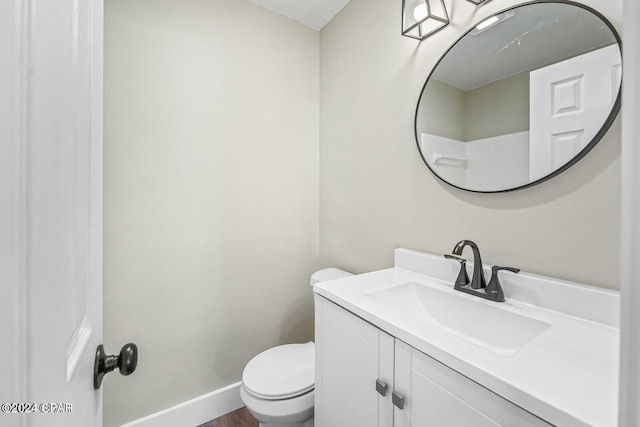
[432,3,618,92]
[248,0,352,31]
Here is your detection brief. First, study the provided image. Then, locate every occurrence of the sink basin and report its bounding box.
[366,282,551,355]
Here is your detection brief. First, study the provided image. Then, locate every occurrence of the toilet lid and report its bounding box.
[242,342,315,400]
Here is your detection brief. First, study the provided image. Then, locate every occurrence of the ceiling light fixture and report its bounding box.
[403,0,496,41]
[475,15,499,30]
[469,10,516,36]
[402,0,449,40]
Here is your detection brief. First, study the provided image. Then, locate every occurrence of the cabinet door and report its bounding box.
[393,341,552,427]
[315,296,394,427]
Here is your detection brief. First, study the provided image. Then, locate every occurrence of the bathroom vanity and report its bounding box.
[313,249,619,427]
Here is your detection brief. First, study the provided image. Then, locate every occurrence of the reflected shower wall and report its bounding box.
[420,132,530,191]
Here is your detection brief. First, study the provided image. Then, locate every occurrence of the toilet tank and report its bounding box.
[310,268,352,287]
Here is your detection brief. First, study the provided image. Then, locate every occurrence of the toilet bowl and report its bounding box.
[241,343,315,427]
[240,268,352,427]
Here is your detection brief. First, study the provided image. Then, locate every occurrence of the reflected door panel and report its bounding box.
[529,44,621,181]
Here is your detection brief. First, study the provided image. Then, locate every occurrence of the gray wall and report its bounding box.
[417,72,529,142]
[104,0,319,425]
[464,72,530,141]
[417,79,465,140]
[320,0,620,289]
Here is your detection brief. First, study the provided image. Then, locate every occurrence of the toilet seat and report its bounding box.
[242,342,315,400]
[240,385,314,426]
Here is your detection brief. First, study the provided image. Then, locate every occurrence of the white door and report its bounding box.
[529,44,622,181]
[393,341,552,427]
[393,341,499,427]
[0,1,104,426]
[314,297,394,427]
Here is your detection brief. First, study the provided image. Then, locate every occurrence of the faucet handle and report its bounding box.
[491,265,520,274]
[444,254,470,289]
[486,266,520,302]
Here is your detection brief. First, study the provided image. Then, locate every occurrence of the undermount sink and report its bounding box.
[366,282,551,355]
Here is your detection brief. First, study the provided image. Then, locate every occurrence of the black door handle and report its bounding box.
[93,343,138,389]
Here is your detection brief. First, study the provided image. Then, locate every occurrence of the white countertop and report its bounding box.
[314,249,620,427]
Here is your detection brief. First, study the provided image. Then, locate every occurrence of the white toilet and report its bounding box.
[240,268,352,427]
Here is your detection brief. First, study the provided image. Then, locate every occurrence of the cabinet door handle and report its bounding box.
[392,391,405,409]
[375,379,388,396]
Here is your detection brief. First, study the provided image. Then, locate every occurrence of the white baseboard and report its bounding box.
[120,382,244,427]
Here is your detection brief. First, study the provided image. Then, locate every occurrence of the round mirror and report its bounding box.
[415,1,621,192]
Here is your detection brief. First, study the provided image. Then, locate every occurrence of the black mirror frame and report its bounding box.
[414,0,623,193]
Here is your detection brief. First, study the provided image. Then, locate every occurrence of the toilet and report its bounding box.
[240,268,353,427]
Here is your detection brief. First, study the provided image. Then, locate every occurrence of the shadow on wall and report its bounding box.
[277,294,315,344]
[210,293,315,380]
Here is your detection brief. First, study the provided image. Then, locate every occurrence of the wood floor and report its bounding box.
[198,407,258,427]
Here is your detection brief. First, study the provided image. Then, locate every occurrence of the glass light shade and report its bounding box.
[402,0,450,40]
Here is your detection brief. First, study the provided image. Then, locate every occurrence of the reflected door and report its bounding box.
[529,44,622,181]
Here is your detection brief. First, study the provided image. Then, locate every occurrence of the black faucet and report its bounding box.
[452,240,486,289]
[445,240,520,302]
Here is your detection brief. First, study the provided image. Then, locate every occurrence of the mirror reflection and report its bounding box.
[415,2,621,192]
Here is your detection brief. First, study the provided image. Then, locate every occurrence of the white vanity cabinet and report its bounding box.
[392,340,552,427]
[315,296,552,427]
[314,295,394,427]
